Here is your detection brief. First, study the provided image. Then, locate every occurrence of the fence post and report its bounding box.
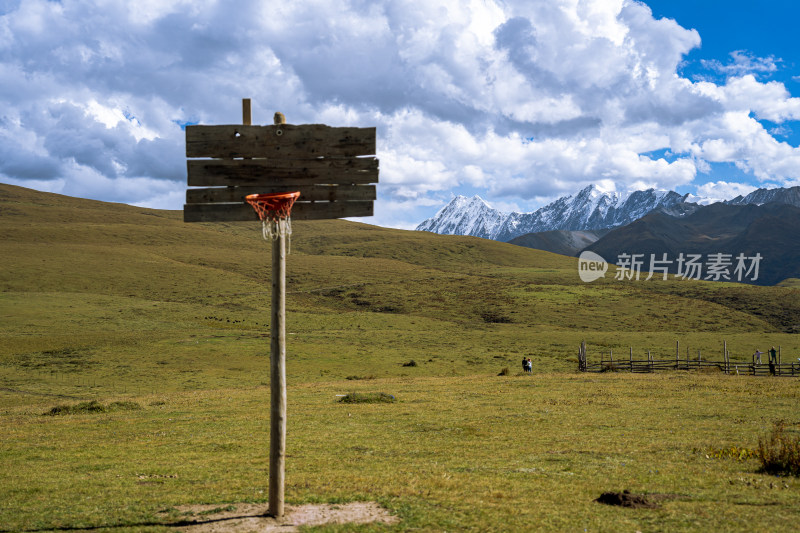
[676,340,679,369]
[629,347,633,373]
[580,340,587,372]
[723,340,727,374]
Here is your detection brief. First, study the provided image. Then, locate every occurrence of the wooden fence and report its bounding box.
[577,340,800,377]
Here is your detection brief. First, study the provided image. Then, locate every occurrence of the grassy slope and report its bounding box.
[2,182,800,532]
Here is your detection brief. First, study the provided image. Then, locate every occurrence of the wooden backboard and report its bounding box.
[184,121,378,222]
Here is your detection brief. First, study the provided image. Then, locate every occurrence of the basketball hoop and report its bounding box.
[245,192,301,246]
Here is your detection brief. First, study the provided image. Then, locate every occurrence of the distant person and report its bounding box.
[522,357,528,373]
[769,346,778,364]
[526,358,532,373]
[753,349,763,365]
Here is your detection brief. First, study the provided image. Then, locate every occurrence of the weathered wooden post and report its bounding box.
[723,340,728,374]
[676,340,679,369]
[269,207,287,515]
[183,99,379,517]
[581,340,586,371]
[629,347,633,372]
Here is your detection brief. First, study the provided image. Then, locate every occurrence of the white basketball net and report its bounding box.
[261,217,293,253]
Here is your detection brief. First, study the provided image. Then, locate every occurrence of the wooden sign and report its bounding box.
[184,122,379,222]
[182,101,380,518]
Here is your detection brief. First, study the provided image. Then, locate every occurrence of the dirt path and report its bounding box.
[166,502,399,532]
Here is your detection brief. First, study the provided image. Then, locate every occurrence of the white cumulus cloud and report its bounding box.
[0,0,798,228]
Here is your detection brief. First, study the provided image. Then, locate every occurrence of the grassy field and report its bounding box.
[1,183,800,531]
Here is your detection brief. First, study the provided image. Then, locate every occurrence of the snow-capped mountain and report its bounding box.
[416,185,689,242]
[414,195,506,240]
[725,185,800,207]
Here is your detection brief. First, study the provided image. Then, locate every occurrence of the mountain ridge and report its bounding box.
[417,185,800,242]
[416,185,690,241]
[584,201,800,287]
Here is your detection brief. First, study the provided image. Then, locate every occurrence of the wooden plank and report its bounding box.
[186,185,376,204]
[183,201,373,222]
[187,158,378,186]
[186,124,376,158]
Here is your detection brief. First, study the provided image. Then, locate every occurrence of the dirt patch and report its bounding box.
[165,502,399,532]
[595,490,673,509]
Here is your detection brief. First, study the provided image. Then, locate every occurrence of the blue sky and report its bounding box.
[643,0,800,199]
[1,0,799,229]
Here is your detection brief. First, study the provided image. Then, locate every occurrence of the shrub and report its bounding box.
[480,311,512,324]
[338,392,396,404]
[44,400,142,416]
[498,367,509,376]
[402,360,418,367]
[758,421,800,476]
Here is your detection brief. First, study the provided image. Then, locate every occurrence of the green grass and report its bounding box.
[2,375,799,532]
[1,182,800,531]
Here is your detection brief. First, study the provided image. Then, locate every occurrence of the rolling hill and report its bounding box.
[584,202,800,286]
[1,181,799,399]
[3,182,800,532]
[507,229,608,256]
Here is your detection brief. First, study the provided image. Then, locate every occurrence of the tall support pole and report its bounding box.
[269,221,287,517]
[239,97,287,516]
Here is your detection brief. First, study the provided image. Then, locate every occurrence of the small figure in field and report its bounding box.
[769,346,778,375]
[525,358,532,373]
[522,357,528,373]
[753,349,763,365]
